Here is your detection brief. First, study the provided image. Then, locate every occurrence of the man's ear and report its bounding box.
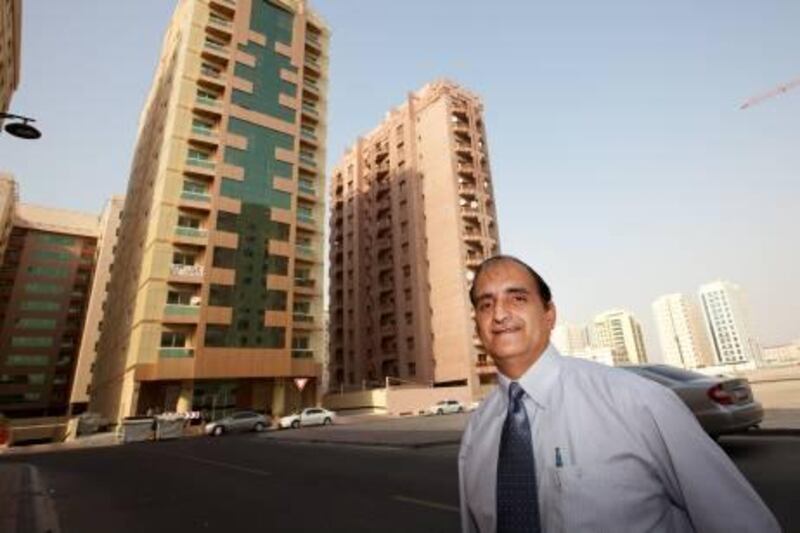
[546,302,557,330]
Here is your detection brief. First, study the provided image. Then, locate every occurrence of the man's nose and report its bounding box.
[492,300,510,322]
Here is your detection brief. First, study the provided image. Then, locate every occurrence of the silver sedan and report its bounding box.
[204,411,270,436]
[621,364,763,436]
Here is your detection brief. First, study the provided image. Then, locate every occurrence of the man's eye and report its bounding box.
[513,295,527,303]
[478,302,491,311]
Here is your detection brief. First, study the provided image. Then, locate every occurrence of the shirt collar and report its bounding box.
[496,344,562,410]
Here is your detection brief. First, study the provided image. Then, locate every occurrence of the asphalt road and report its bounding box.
[1,432,798,532]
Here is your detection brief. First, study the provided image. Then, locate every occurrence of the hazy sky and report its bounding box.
[2,0,798,358]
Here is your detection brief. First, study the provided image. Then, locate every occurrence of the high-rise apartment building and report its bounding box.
[0,204,98,419]
[652,293,713,369]
[0,0,21,115]
[698,280,759,366]
[591,309,647,365]
[328,80,500,397]
[69,196,124,415]
[551,322,588,355]
[90,0,329,424]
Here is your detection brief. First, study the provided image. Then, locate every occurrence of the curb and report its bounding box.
[261,435,463,449]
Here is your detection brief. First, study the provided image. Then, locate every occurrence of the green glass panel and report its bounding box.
[20,301,61,311]
[16,318,57,329]
[6,354,50,366]
[11,336,54,347]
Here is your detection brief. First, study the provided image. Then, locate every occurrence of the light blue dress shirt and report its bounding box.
[459,345,781,532]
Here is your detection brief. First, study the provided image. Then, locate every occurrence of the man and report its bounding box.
[459,255,780,532]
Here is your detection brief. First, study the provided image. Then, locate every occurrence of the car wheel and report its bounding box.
[457,406,464,413]
[212,425,224,437]
[437,409,444,415]
[254,422,265,433]
[323,417,332,426]
[291,420,300,429]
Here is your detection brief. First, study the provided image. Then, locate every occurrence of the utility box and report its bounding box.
[119,416,155,443]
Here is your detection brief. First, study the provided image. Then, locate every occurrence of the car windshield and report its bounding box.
[645,365,708,382]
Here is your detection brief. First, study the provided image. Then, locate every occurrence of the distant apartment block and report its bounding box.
[591,309,647,365]
[551,322,589,355]
[762,341,800,365]
[0,204,98,419]
[0,0,21,115]
[90,0,329,424]
[328,80,500,397]
[698,280,760,366]
[652,293,713,369]
[69,196,124,415]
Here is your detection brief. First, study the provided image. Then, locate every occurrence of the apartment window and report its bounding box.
[11,336,54,348]
[209,284,234,307]
[172,252,196,265]
[167,291,194,305]
[408,362,416,377]
[265,290,287,311]
[177,215,201,229]
[160,331,187,348]
[27,266,68,278]
[20,300,60,312]
[406,337,415,351]
[405,312,412,325]
[38,234,76,246]
[212,247,236,269]
[25,283,63,295]
[404,288,411,302]
[15,318,57,330]
[403,265,411,278]
[265,255,289,275]
[5,354,49,366]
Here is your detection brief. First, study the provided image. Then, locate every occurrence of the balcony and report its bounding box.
[463,227,482,241]
[376,161,390,177]
[185,157,216,174]
[453,122,471,136]
[294,277,316,289]
[208,14,233,31]
[295,244,316,261]
[301,103,319,119]
[164,304,201,316]
[460,206,480,219]
[293,313,314,324]
[181,191,211,203]
[465,254,482,268]
[297,213,315,227]
[304,54,321,75]
[298,181,316,198]
[170,264,204,279]
[299,153,317,169]
[292,349,314,359]
[196,95,221,109]
[175,226,208,239]
[459,181,477,194]
[191,124,217,139]
[159,347,194,358]
[204,40,229,57]
[455,141,471,154]
[303,79,320,98]
[457,163,475,176]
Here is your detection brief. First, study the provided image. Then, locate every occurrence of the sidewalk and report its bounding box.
[0,463,59,533]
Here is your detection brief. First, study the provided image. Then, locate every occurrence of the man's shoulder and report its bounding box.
[557,354,667,402]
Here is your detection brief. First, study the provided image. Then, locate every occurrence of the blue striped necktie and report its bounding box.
[496,382,541,533]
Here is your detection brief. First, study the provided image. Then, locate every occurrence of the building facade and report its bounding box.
[698,280,760,366]
[652,293,713,369]
[0,173,17,259]
[0,0,21,116]
[69,196,124,414]
[762,341,800,366]
[328,80,500,398]
[0,204,98,419]
[591,309,648,365]
[90,0,329,424]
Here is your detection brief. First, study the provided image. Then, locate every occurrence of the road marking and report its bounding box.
[142,450,272,477]
[393,495,459,513]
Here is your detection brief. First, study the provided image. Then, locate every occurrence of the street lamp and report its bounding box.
[0,112,42,140]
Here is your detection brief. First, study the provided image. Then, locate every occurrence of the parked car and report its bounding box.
[620,364,763,436]
[428,399,465,415]
[279,407,336,429]
[204,411,270,436]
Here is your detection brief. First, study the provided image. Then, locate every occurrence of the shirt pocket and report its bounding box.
[551,462,661,532]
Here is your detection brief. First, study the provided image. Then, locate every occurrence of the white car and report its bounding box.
[279,407,336,429]
[428,399,465,415]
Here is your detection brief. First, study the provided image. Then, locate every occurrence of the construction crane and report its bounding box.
[740,76,800,110]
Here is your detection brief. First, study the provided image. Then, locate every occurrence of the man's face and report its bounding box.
[473,260,556,376]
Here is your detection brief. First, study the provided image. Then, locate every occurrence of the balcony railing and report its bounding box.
[181,191,211,203]
[302,103,318,116]
[164,304,201,316]
[201,67,222,79]
[297,214,315,225]
[186,157,215,169]
[294,278,315,288]
[170,264,204,277]
[293,313,314,323]
[292,349,313,359]
[298,182,316,196]
[204,41,229,54]
[191,125,216,137]
[175,227,208,238]
[209,16,232,28]
[295,244,314,257]
[197,95,220,107]
[159,347,195,358]
[299,154,317,168]
[300,129,317,142]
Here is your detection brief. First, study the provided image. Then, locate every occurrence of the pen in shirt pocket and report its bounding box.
[555,447,563,468]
